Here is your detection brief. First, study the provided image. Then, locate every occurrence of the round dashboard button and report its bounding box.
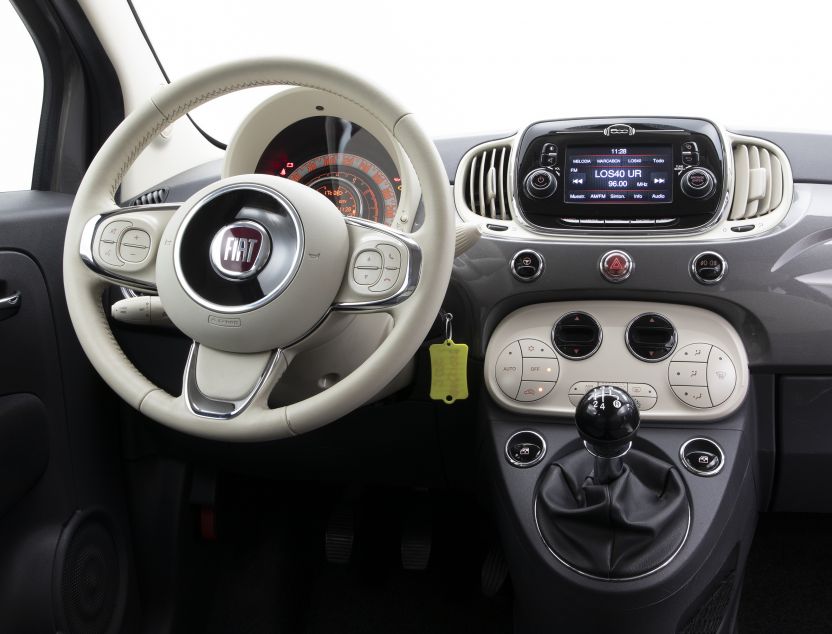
[691,251,726,285]
[599,250,634,283]
[511,250,545,282]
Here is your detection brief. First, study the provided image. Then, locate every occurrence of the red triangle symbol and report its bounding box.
[609,257,624,271]
[573,348,580,355]
[649,350,655,357]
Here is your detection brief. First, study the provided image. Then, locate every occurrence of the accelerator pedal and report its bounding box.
[481,543,509,597]
[325,497,355,565]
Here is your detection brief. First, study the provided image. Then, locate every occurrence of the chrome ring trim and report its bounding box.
[598,249,634,283]
[332,217,423,310]
[551,311,603,361]
[533,492,691,582]
[173,182,305,314]
[505,430,547,468]
[182,342,281,420]
[624,312,677,363]
[690,251,727,285]
[510,249,545,282]
[507,117,734,239]
[679,437,726,477]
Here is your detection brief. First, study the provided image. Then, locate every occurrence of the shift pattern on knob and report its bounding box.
[575,385,640,457]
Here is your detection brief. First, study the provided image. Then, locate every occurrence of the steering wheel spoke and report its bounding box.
[332,216,422,312]
[182,342,285,419]
[80,202,179,291]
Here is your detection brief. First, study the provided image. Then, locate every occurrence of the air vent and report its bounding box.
[126,187,169,207]
[728,141,786,221]
[462,142,513,220]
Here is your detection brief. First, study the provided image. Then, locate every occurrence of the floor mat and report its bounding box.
[738,513,832,633]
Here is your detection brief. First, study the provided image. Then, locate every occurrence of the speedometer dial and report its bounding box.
[287,153,398,225]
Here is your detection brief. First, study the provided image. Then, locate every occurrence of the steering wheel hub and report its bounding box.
[156,175,349,353]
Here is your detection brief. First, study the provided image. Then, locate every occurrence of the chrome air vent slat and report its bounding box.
[460,141,513,221]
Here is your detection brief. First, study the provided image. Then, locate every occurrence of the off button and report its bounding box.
[600,250,633,283]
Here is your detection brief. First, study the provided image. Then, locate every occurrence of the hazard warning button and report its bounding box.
[600,250,634,283]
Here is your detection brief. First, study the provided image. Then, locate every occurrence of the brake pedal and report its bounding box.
[325,499,355,565]
[401,490,432,571]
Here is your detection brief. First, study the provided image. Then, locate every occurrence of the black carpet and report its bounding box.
[738,513,832,633]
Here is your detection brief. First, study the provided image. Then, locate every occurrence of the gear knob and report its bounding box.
[575,386,640,459]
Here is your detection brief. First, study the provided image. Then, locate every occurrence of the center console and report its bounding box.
[515,117,727,232]
[483,301,758,633]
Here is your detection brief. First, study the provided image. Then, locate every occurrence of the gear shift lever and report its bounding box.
[575,386,640,484]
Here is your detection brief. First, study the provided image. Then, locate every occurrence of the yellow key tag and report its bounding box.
[429,339,469,404]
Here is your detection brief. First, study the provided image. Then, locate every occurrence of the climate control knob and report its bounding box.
[523,168,558,199]
[680,168,716,199]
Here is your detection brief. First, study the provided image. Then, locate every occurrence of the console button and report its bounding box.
[568,381,598,406]
[522,357,559,382]
[540,153,557,167]
[633,396,657,411]
[541,143,558,155]
[691,252,726,285]
[517,380,555,402]
[519,338,557,358]
[496,342,522,398]
[685,450,720,472]
[672,385,713,408]
[505,430,547,468]
[672,343,712,362]
[668,361,708,387]
[600,250,633,283]
[682,151,700,166]
[681,141,699,153]
[707,347,737,406]
[524,169,557,199]
[680,168,716,199]
[627,383,657,398]
[511,250,545,282]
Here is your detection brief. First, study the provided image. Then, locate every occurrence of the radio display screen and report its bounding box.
[564,145,673,204]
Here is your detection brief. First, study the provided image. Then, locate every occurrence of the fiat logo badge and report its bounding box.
[604,123,636,136]
[209,220,271,280]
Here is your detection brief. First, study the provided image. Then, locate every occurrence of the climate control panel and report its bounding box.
[485,301,749,421]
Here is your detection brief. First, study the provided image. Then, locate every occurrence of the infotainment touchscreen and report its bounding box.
[564,145,673,204]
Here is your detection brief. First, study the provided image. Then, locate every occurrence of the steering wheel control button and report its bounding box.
[680,168,717,199]
[669,362,708,387]
[353,267,381,285]
[707,347,737,406]
[505,430,547,468]
[98,241,123,267]
[376,244,401,269]
[496,342,523,398]
[101,220,131,242]
[680,438,725,477]
[599,250,633,283]
[691,251,727,285]
[511,250,545,282]
[119,243,149,263]
[672,385,713,408]
[522,357,559,382]
[518,338,557,359]
[121,229,151,249]
[552,312,602,360]
[626,313,677,362]
[369,268,400,293]
[523,168,558,199]
[355,249,383,269]
[517,380,555,402]
[672,343,712,362]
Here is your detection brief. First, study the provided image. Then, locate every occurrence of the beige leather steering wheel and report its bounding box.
[63,58,455,441]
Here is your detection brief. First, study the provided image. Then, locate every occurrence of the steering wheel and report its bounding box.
[62,59,455,442]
